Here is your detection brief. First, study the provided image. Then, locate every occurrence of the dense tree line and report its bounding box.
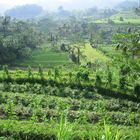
[0,16,43,64]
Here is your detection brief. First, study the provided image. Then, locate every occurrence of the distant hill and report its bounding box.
[116,0,138,10]
[57,6,72,17]
[5,4,43,19]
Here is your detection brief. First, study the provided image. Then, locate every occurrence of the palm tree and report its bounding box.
[114,31,140,58]
[75,46,86,65]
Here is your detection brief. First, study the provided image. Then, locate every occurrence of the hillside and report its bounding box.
[0,3,140,140]
[115,0,138,10]
[94,10,140,24]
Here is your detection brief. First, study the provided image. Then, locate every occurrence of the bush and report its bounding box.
[134,84,140,98]
[67,110,77,122]
[87,112,100,124]
[83,91,94,99]
[95,75,102,87]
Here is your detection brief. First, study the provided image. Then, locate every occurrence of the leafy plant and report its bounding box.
[4,99,16,119]
[134,83,140,98]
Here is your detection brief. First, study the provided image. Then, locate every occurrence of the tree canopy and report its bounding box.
[0,16,43,64]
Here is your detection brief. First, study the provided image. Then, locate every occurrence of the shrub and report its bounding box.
[67,110,77,122]
[54,68,59,80]
[134,84,140,98]
[87,112,100,124]
[81,70,89,82]
[119,76,127,90]
[95,75,102,87]
[83,91,94,99]
[68,72,72,83]
[2,83,11,92]
[28,66,33,79]
[4,99,16,119]
[70,100,80,111]
[38,65,44,80]
[3,65,12,82]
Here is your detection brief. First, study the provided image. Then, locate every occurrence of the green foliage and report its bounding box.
[95,74,102,87]
[68,72,72,83]
[38,65,44,80]
[103,121,124,140]
[0,8,140,140]
[3,65,11,80]
[114,31,140,58]
[57,114,74,140]
[107,65,113,87]
[18,46,72,68]
[119,65,129,90]
[4,99,16,119]
[0,16,43,64]
[119,76,127,90]
[54,68,60,80]
[134,83,140,98]
[28,66,33,79]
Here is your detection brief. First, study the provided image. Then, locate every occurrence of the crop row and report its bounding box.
[0,91,139,126]
[0,119,139,140]
[0,83,139,104]
[0,91,140,113]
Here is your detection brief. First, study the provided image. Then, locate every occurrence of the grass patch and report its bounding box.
[94,11,140,24]
[81,44,109,64]
[16,44,72,68]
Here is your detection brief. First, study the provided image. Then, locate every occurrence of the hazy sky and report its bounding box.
[0,0,135,12]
